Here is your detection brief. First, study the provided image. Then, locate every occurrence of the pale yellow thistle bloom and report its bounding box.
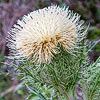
[7,5,86,63]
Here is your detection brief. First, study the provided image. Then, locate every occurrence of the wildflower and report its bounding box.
[7,5,86,63]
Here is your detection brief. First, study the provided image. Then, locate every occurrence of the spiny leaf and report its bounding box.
[26,85,46,100]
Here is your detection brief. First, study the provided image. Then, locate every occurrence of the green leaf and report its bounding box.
[26,94,37,100]
[87,40,99,52]
[26,85,46,100]
[81,56,100,100]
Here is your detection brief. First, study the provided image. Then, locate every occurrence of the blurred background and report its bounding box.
[0,0,100,100]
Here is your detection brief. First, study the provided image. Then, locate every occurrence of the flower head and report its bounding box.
[7,5,86,63]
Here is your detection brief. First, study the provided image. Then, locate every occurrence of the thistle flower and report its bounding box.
[7,5,86,63]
